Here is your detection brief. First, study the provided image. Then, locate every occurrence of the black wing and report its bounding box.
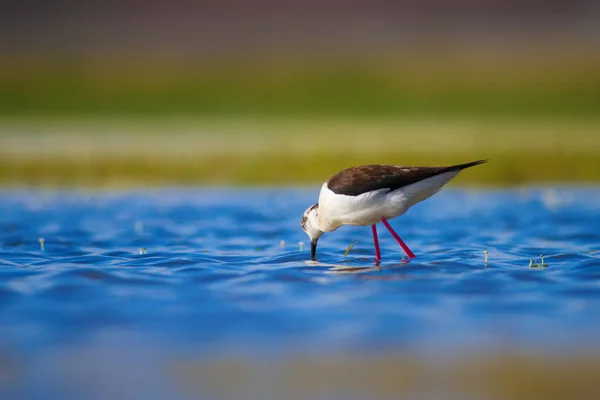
[326,160,487,196]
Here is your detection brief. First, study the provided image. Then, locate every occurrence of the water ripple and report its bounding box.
[1,188,599,360]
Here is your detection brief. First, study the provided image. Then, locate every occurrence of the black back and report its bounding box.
[326,160,487,196]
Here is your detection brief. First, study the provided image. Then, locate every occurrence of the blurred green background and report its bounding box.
[1,1,599,187]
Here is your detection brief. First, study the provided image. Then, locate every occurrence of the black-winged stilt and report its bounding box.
[301,160,487,261]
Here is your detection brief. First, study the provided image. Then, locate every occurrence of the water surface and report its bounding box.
[1,187,599,399]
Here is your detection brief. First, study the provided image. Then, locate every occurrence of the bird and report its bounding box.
[300,160,487,261]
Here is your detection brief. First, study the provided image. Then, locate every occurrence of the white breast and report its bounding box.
[317,171,459,232]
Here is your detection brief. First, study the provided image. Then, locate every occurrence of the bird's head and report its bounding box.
[300,203,324,260]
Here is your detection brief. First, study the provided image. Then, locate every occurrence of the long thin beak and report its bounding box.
[311,239,318,261]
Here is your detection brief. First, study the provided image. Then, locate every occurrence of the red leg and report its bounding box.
[380,217,416,259]
[371,224,382,261]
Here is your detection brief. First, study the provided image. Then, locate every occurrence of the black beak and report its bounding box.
[311,239,318,261]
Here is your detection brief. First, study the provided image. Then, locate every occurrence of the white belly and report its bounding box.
[317,171,458,232]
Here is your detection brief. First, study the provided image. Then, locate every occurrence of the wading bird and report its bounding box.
[301,160,487,261]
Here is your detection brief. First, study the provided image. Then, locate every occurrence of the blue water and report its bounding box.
[1,187,600,398]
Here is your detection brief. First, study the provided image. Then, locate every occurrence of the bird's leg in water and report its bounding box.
[380,217,416,259]
[371,224,382,262]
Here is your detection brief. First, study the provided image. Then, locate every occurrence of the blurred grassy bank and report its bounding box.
[1,52,599,187]
[1,52,599,117]
[168,350,600,400]
[1,117,599,187]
